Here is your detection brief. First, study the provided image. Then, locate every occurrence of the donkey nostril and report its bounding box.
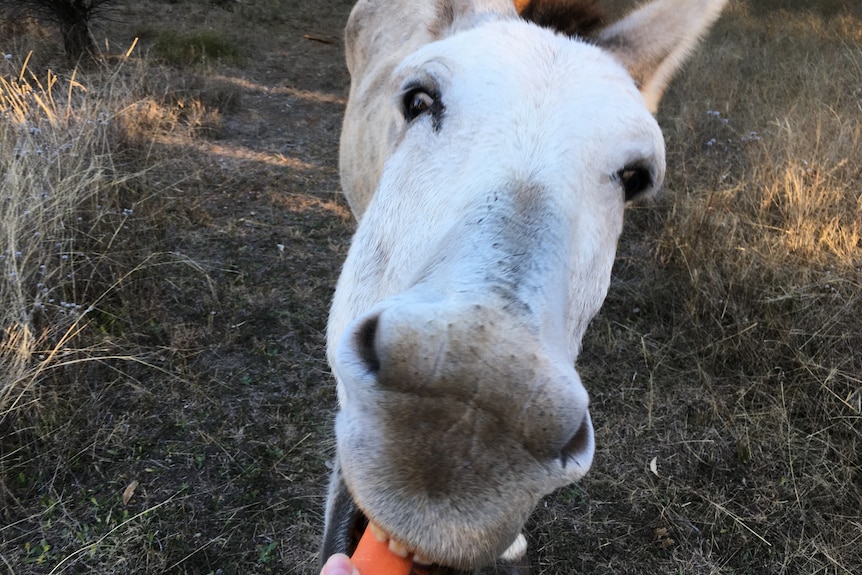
[560,417,591,467]
[354,314,381,374]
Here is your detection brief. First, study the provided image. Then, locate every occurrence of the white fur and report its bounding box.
[324,0,727,568]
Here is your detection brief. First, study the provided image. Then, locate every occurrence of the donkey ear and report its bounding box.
[595,0,729,113]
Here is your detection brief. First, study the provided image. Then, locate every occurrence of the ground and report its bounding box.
[1,1,860,574]
[3,1,355,573]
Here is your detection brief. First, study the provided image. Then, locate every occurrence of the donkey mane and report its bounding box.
[516,0,606,37]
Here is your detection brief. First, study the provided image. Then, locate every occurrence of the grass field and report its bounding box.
[1,1,860,574]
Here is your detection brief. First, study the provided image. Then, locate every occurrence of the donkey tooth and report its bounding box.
[388,538,410,558]
[499,533,528,562]
[368,521,389,543]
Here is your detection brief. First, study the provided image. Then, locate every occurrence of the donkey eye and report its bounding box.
[618,165,653,201]
[403,89,435,122]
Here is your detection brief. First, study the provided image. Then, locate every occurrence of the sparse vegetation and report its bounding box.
[0,0,859,574]
[152,29,241,67]
[0,50,138,417]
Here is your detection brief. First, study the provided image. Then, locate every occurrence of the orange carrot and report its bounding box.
[351,526,429,575]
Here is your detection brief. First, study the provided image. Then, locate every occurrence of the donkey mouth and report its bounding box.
[328,494,464,574]
[353,515,454,574]
[323,465,529,574]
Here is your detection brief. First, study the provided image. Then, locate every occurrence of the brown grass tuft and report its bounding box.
[564,3,862,574]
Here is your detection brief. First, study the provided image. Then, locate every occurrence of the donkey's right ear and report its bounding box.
[594,0,729,113]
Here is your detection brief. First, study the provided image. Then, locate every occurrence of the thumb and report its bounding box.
[321,553,360,575]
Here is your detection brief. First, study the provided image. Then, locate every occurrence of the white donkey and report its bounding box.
[323,0,728,572]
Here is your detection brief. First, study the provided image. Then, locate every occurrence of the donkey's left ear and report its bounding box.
[595,0,729,113]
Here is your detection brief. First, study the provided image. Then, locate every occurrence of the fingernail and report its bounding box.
[322,553,359,575]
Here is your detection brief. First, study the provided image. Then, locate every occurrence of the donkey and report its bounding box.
[322,0,728,572]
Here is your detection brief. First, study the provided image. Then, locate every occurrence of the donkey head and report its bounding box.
[324,0,727,570]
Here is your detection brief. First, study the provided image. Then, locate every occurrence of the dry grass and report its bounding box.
[1,4,346,573]
[0,43,216,418]
[563,2,862,574]
[0,50,134,418]
[0,31,240,574]
[0,0,860,574]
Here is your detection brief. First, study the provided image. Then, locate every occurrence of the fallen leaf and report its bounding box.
[122,480,139,505]
[649,457,658,476]
[653,527,675,548]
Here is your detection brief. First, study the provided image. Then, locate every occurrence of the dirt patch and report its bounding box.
[104,2,358,573]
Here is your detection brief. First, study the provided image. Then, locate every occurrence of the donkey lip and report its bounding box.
[327,459,530,572]
[342,507,472,574]
[350,513,451,571]
[367,520,431,563]
[354,515,526,573]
